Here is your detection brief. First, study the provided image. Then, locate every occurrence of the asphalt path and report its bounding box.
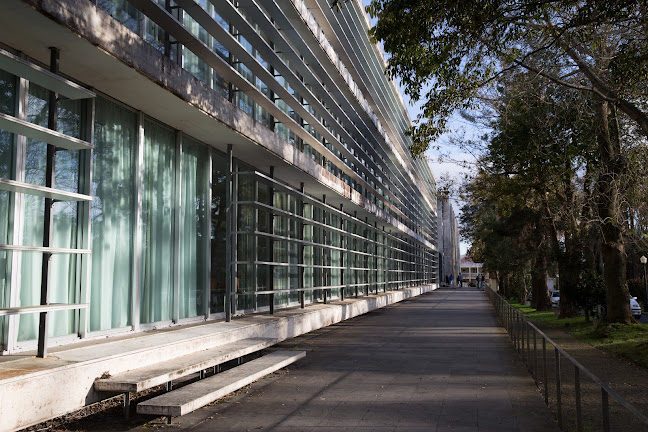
[146,288,559,432]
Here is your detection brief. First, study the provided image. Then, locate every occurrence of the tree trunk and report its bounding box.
[558,247,580,318]
[520,272,528,304]
[595,98,632,324]
[531,252,551,310]
[499,272,508,298]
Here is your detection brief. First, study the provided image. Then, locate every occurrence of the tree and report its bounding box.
[346,0,648,323]
[461,162,548,304]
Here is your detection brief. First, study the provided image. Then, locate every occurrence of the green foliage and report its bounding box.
[508,300,586,329]
[575,270,606,315]
[362,0,648,155]
[628,278,647,306]
[510,301,648,369]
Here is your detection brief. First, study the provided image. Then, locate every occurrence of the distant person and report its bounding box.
[445,275,449,286]
[458,273,463,287]
[449,274,454,286]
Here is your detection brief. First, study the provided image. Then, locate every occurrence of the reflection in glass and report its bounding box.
[89,97,136,331]
[140,119,175,324]
[209,154,228,316]
[97,0,139,33]
[179,137,208,319]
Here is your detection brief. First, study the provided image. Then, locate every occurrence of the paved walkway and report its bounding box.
[141,287,559,432]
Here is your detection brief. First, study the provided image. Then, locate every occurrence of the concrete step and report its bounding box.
[137,350,306,418]
[94,337,276,393]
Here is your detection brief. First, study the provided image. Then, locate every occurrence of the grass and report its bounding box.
[508,301,648,370]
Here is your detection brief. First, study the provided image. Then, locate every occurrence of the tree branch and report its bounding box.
[559,42,648,138]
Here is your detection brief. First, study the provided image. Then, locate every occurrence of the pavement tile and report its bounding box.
[130,288,559,432]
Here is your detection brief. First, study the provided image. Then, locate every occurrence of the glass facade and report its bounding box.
[0,0,437,353]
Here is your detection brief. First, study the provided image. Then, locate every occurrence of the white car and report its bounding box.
[631,297,642,320]
[550,290,560,307]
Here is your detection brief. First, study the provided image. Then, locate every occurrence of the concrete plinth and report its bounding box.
[0,285,435,432]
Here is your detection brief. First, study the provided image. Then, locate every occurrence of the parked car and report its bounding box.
[550,290,560,307]
[592,297,642,320]
[631,297,642,320]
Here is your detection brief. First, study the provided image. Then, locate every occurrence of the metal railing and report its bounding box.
[485,286,648,432]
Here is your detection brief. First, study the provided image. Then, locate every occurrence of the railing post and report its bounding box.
[517,314,521,351]
[602,388,610,432]
[555,347,562,428]
[575,365,583,432]
[38,47,60,359]
[533,330,538,385]
[516,313,520,351]
[526,322,531,364]
[509,307,513,341]
[508,305,512,334]
[543,337,548,404]
[520,316,525,355]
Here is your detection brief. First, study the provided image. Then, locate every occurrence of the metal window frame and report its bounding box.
[231,170,436,315]
[0,51,95,355]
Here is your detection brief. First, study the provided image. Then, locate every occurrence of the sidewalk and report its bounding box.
[133,287,559,432]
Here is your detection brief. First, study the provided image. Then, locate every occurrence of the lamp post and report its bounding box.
[641,256,648,313]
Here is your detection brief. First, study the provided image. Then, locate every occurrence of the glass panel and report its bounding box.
[236,91,254,118]
[237,204,254,234]
[213,73,229,100]
[0,69,15,118]
[183,48,210,84]
[289,242,299,303]
[179,137,209,319]
[97,0,139,33]
[140,119,175,324]
[238,174,253,201]
[89,97,136,331]
[257,182,269,205]
[146,15,167,54]
[303,204,313,291]
[210,151,227,313]
[183,10,210,85]
[273,266,287,306]
[237,263,254,310]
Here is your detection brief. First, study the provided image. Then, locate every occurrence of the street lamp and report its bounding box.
[641,256,648,313]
